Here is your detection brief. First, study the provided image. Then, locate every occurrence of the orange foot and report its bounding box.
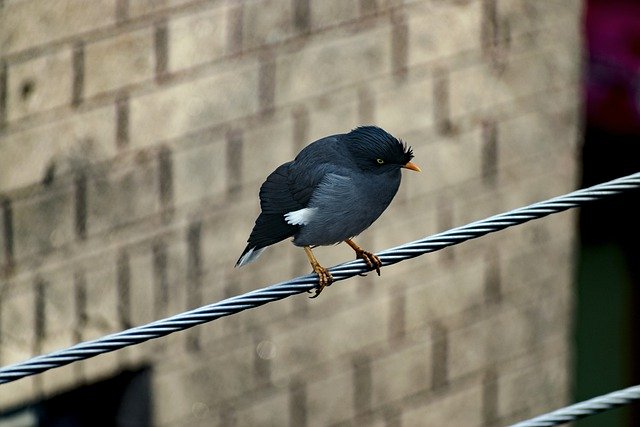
[309,263,333,299]
[303,246,334,298]
[345,239,382,276]
[355,249,382,276]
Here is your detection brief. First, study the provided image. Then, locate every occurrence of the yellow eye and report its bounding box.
[376,158,385,164]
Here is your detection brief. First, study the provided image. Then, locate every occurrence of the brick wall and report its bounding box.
[0,0,582,425]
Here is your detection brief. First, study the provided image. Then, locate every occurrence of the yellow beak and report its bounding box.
[402,161,421,172]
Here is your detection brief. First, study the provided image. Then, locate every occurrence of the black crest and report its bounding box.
[345,126,414,168]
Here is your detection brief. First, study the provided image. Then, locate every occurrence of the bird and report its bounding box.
[236,126,421,297]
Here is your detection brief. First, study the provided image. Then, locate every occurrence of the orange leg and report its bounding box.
[304,246,333,298]
[344,239,382,276]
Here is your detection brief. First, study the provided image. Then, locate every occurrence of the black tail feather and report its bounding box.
[235,213,298,267]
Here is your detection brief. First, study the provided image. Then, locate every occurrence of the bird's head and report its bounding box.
[345,126,421,174]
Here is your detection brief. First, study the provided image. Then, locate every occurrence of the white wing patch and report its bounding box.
[284,207,318,225]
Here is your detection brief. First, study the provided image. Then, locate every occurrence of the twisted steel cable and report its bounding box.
[510,384,640,426]
[0,172,638,385]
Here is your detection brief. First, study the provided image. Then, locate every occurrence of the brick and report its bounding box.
[0,377,37,412]
[0,206,6,267]
[41,364,82,397]
[497,0,581,39]
[152,345,259,425]
[500,240,573,300]
[449,48,571,119]
[449,306,532,381]
[507,163,578,208]
[310,0,359,30]
[200,200,261,274]
[168,6,228,73]
[0,0,116,55]
[450,168,578,240]
[162,238,188,317]
[481,121,498,185]
[41,269,77,354]
[13,187,75,261]
[83,252,119,340]
[157,146,174,210]
[405,255,486,330]
[78,351,122,386]
[498,108,576,170]
[155,21,169,80]
[0,106,117,193]
[129,61,260,147]
[507,17,580,56]
[128,0,195,19]
[391,13,408,81]
[39,268,83,396]
[215,129,236,198]
[358,86,375,123]
[0,282,36,365]
[149,237,188,353]
[243,117,295,188]
[6,47,73,121]
[117,246,158,367]
[498,143,578,195]
[151,389,185,427]
[78,252,122,381]
[402,381,484,427]
[374,77,434,138]
[498,353,569,420]
[448,322,487,381]
[234,392,289,426]
[275,27,392,105]
[524,289,572,348]
[306,91,359,143]
[408,1,482,66]
[306,370,354,425]
[372,199,439,252]
[87,156,160,236]
[270,295,390,381]
[185,222,203,324]
[370,340,432,407]
[85,28,155,98]
[403,128,483,199]
[128,246,155,327]
[173,137,226,208]
[243,0,295,50]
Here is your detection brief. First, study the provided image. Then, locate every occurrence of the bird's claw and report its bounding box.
[356,250,382,276]
[308,265,333,298]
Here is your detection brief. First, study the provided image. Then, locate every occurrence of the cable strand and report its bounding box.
[510,385,640,426]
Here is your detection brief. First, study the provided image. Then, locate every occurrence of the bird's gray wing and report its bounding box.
[261,163,346,215]
[289,171,366,245]
[260,137,350,216]
[307,172,354,206]
[284,134,353,208]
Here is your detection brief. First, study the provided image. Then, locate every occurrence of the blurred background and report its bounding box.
[578,0,640,425]
[0,0,637,425]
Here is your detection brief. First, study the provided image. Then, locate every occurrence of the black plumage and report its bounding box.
[236,126,420,296]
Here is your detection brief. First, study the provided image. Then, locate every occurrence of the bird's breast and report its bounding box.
[292,171,401,246]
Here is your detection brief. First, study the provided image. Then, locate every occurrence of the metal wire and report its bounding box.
[0,172,638,385]
[510,384,640,426]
